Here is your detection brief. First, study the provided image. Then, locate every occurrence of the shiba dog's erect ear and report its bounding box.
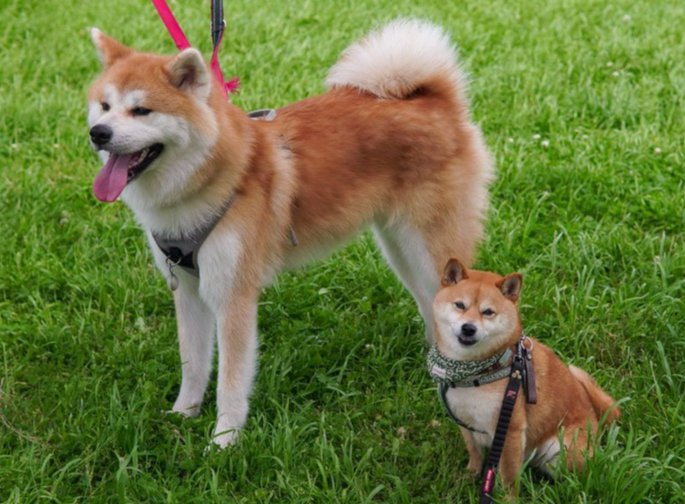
[90,28,132,67]
[497,273,523,303]
[442,258,468,287]
[167,48,212,100]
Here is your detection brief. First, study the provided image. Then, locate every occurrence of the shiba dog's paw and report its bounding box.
[467,460,482,479]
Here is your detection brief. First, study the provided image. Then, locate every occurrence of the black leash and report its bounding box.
[479,337,535,504]
[210,0,225,49]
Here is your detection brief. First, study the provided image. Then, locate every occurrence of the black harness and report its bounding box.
[436,349,513,434]
[152,192,237,282]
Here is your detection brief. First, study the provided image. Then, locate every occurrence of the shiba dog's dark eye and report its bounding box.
[101,102,110,111]
[482,308,495,316]
[132,107,152,116]
[454,301,466,310]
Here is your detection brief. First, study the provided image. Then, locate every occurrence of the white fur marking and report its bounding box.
[446,385,502,446]
[198,229,243,311]
[326,19,464,99]
[434,299,517,361]
[372,221,438,340]
[89,81,218,225]
[213,315,257,448]
[171,282,215,417]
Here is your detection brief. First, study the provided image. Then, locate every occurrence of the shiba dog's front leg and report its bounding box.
[460,428,485,478]
[499,426,526,499]
[210,285,260,448]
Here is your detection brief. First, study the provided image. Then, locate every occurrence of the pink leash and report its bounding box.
[150,0,239,97]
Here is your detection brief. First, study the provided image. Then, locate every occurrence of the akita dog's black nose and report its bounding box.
[90,124,113,146]
[461,323,477,337]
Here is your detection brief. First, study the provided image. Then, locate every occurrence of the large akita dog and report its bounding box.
[87,20,494,447]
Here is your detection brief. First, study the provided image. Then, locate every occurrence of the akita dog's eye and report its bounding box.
[131,107,152,116]
[454,301,466,310]
[482,308,495,317]
[101,102,110,111]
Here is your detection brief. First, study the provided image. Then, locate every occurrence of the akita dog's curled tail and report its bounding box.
[87,19,494,447]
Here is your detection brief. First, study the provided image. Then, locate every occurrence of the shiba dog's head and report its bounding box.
[87,29,220,207]
[433,259,523,361]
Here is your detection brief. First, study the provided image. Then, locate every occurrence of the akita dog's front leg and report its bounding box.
[171,279,215,417]
[211,287,259,448]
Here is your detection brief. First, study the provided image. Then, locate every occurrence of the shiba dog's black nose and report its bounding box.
[90,124,113,146]
[461,323,477,337]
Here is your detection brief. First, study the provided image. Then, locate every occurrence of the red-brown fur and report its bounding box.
[88,22,494,447]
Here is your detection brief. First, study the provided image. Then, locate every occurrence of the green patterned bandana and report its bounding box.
[427,345,512,387]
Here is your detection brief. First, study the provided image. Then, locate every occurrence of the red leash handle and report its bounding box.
[150,0,239,97]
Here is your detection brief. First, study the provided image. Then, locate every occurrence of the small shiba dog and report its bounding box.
[87,20,493,447]
[431,259,620,495]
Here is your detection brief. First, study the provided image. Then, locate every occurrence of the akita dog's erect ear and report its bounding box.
[90,28,132,67]
[167,48,211,100]
[497,273,523,303]
[442,258,468,287]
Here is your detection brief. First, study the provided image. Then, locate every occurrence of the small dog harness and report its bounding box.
[428,336,537,504]
[428,345,514,433]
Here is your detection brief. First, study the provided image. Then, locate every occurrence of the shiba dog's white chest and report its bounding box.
[444,384,504,445]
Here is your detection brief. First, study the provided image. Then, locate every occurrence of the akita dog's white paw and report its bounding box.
[211,417,241,449]
[170,399,202,417]
[208,426,240,450]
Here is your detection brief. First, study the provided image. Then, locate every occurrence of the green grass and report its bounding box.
[1,0,684,502]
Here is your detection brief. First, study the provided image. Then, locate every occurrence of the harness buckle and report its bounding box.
[165,255,182,291]
[248,109,277,121]
[521,335,534,354]
[520,335,537,404]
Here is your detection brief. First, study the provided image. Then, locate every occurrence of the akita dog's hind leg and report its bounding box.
[372,208,484,343]
[372,222,440,343]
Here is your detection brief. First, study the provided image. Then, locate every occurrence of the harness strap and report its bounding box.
[438,383,487,434]
[248,109,278,121]
[522,338,537,404]
[479,344,527,504]
[152,192,237,279]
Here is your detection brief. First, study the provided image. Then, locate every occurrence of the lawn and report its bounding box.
[1,0,684,502]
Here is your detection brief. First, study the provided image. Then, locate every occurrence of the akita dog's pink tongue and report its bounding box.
[93,153,134,202]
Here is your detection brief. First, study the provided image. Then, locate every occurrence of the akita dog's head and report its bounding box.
[87,29,219,207]
[433,259,523,361]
